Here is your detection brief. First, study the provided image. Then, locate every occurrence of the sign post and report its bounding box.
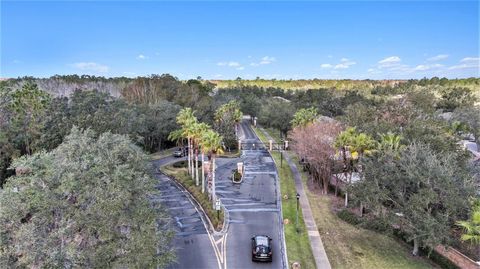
[215,199,221,220]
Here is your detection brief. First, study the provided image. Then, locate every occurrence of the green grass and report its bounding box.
[271,152,316,268]
[291,154,436,269]
[150,147,177,160]
[264,127,283,143]
[252,126,269,143]
[161,165,224,230]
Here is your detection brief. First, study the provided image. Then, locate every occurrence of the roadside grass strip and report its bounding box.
[271,151,316,269]
[161,165,225,230]
[252,126,269,145]
[150,147,176,160]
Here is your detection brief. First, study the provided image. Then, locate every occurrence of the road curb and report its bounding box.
[251,125,289,269]
[157,168,228,236]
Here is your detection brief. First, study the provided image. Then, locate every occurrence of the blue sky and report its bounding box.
[1,1,479,79]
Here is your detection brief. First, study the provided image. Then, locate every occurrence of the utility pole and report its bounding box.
[296,193,300,233]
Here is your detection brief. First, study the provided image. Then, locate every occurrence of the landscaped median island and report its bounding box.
[161,161,225,230]
[252,126,316,268]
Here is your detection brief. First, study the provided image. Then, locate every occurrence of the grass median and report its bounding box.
[271,151,316,268]
[161,164,224,230]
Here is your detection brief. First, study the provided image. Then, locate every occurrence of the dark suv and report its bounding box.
[251,235,272,262]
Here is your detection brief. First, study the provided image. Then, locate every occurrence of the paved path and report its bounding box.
[258,127,332,269]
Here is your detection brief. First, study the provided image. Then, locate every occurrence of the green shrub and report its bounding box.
[337,209,361,225]
[233,170,242,182]
[173,160,202,168]
[361,217,390,232]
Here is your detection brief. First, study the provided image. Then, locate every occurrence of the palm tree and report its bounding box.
[351,133,376,159]
[168,129,184,147]
[291,107,318,129]
[457,200,480,258]
[191,122,210,187]
[231,103,243,137]
[378,132,403,153]
[198,124,212,193]
[176,108,197,177]
[349,132,375,215]
[202,130,224,207]
[334,127,356,207]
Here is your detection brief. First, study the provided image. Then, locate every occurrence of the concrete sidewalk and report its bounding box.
[258,127,332,269]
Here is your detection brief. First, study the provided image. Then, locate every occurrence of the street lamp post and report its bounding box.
[280,139,284,168]
[296,193,300,233]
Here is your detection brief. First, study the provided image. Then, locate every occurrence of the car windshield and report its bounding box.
[255,236,269,246]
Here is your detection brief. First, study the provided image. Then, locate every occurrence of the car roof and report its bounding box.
[254,235,270,246]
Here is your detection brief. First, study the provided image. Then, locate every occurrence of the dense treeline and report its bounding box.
[0,85,182,187]
[1,75,479,188]
[283,81,480,258]
[213,76,480,91]
[1,74,479,267]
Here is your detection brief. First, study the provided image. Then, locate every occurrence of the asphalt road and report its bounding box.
[152,157,220,269]
[152,120,286,269]
[216,121,287,269]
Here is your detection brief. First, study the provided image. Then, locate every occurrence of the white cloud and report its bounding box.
[260,56,276,65]
[71,62,109,73]
[448,57,479,70]
[236,66,245,70]
[217,61,240,67]
[250,56,276,66]
[413,64,444,71]
[136,54,148,60]
[321,58,356,70]
[427,54,448,61]
[334,58,356,69]
[378,56,401,67]
[367,68,382,74]
[12,59,22,64]
[460,57,480,63]
[448,63,479,70]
